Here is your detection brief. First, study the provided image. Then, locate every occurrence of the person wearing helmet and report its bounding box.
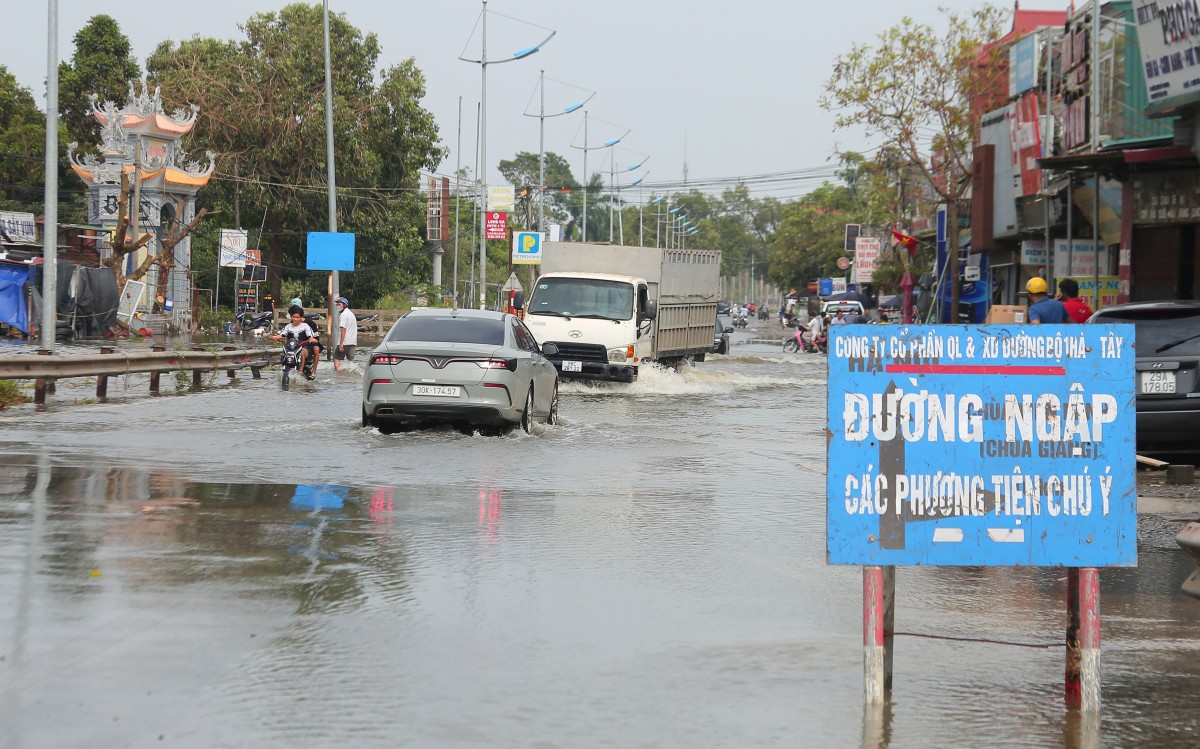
[333,296,358,371]
[1025,277,1068,324]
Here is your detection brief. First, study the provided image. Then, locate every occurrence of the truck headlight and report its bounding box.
[607,346,631,362]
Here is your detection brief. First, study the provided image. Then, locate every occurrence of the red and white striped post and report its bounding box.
[863,565,895,703]
[1065,567,1101,710]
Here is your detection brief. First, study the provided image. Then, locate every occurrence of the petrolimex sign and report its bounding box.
[826,324,1136,567]
[512,231,544,265]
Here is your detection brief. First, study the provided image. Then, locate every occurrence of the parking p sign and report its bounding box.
[512,231,544,265]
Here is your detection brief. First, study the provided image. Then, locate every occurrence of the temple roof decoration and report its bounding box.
[69,80,215,191]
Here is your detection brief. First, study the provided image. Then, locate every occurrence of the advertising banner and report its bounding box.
[485,211,508,240]
[0,211,37,244]
[826,324,1136,567]
[487,185,515,212]
[1013,93,1043,197]
[1134,0,1200,111]
[1060,275,1120,310]
[1053,239,1110,278]
[219,229,250,268]
[853,236,881,284]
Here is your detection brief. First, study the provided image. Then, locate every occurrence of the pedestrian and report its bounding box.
[829,310,846,326]
[1057,278,1094,323]
[1025,277,1069,324]
[333,296,358,371]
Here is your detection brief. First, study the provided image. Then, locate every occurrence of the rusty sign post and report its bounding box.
[827,324,1136,710]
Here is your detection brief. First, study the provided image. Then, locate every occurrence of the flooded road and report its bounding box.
[2,337,1200,747]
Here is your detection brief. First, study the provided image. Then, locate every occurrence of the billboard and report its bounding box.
[485,211,508,240]
[1135,0,1200,111]
[218,229,249,268]
[512,232,544,265]
[487,185,515,212]
[853,236,881,284]
[826,324,1136,567]
[1009,33,1039,96]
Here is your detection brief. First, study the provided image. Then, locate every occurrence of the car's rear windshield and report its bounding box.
[386,315,504,345]
[1093,309,1200,356]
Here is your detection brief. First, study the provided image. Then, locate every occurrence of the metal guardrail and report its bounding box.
[0,347,274,405]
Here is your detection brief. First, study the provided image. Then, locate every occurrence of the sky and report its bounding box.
[5,0,1063,204]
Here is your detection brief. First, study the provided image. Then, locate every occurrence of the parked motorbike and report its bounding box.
[234,308,273,334]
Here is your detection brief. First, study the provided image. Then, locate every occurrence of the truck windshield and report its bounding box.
[528,278,634,321]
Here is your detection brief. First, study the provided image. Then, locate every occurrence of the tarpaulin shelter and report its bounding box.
[0,264,30,333]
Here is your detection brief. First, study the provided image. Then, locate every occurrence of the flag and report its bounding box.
[892,229,918,257]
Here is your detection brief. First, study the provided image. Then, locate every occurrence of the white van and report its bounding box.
[820,300,866,318]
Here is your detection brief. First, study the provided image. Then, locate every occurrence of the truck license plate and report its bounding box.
[563,361,582,372]
[412,384,461,397]
[1140,371,1176,394]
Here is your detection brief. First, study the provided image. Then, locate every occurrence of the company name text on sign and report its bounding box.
[826,324,1136,568]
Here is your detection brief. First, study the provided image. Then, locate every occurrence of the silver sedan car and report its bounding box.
[362,307,560,434]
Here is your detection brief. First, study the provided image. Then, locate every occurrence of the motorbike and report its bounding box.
[733,314,748,329]
[782,328,827,354]
[279,332,318,390]
[234,308,274,334]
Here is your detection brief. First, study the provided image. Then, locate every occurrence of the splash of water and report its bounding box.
[559,361,818,397]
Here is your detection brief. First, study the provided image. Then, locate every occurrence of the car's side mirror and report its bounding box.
[541,342,559,356]
[512,291,525,310]
[640,299,658,322]
[724,326,734,334]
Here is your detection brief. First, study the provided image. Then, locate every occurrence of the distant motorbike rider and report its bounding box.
[273,305,321,380]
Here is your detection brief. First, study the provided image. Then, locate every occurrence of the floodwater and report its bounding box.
[1,334,1200,748]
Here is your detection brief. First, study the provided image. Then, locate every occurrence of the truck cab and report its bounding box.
[524,272,656,383]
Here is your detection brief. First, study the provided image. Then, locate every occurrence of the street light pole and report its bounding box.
[459,0,553,309]
[571,114,628,244]
[322,0,338,339]
[523,72,592,237]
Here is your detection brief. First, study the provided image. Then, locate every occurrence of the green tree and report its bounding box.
[766,183,860,291]
[0,66,48,213]
[823,4,1008,318]
[498,151,580,232]
[59,15,142,150]
[147,3,445,307]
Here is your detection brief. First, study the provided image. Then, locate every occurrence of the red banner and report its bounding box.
[485,211,508,240]
[1012,94,1043,197]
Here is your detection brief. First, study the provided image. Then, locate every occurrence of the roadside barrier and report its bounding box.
[0,346,274,405]
[1177,523,1200,600]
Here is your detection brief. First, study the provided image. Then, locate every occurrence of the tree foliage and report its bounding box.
[822,5,1009,312]
[58,15,142,150]
[146,3,445,307]
[0,66,48,213]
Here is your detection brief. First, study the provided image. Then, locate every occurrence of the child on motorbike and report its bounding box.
[273,305,321,380]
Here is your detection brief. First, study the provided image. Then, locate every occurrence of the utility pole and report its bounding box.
[39,0,59,350]
[322,0,339,350]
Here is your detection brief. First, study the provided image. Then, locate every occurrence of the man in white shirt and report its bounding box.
[334,297,358,371]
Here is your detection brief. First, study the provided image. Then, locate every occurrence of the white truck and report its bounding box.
[522,242,722,383]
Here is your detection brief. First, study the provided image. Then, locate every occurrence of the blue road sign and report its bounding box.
[826,324,1136,567]
[306,232,356,271]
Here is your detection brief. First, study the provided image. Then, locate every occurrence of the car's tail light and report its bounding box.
[371,379,392,385]
[372,354,404,365]
[475,358,517,371]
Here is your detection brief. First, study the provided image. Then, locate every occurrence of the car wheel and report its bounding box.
[546,382,559,425]
[520,386,534,434]
[361,405,371,429]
